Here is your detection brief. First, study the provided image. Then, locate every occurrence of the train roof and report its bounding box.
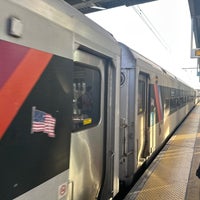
[2,0,120,58]
[119,42,193,89]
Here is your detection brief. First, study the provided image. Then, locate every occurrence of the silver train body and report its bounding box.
[0,1,195,200]
[119,43,195,184]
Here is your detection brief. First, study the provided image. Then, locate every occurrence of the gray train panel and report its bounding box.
[119,43,137,183]
[0,0,121,199]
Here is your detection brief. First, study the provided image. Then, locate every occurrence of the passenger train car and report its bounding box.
[0,0,195,200]
[119,43,195,184]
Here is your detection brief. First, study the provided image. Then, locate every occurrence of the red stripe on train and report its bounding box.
[0,40,29,88]
[153,84,163,122]
[0,48,52,139]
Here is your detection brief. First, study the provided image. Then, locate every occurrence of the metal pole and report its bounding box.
[191,18,194,57]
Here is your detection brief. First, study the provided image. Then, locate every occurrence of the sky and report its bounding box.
[87,0,200,89]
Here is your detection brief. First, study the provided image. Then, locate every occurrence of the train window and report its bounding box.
[72,65,101,131]
[170,98,177,114]
[165,99,170,114]
[171,89,175,97]
[138,80,145,114]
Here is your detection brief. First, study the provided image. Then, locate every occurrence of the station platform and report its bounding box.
[124,103,200,200]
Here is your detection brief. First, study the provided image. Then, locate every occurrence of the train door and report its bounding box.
[69,49,115,200]
[137,73,149,166]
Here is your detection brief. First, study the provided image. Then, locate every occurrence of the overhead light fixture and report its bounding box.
[90,3,105,10]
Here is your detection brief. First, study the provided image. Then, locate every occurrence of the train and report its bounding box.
[0,0,196,200]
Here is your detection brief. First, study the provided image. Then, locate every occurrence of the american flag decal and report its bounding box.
[31,107,56,138]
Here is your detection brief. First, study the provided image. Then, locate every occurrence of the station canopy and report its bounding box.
[188,0,200,48]
[65,0,157,14]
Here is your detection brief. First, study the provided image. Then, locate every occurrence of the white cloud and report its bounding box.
[87,0,200,88]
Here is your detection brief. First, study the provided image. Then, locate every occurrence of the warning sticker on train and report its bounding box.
[58,183,68,200]
[83,118,92,125]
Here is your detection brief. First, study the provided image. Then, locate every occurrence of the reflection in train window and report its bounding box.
[72,65,101,131]
[138,80,145,114]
